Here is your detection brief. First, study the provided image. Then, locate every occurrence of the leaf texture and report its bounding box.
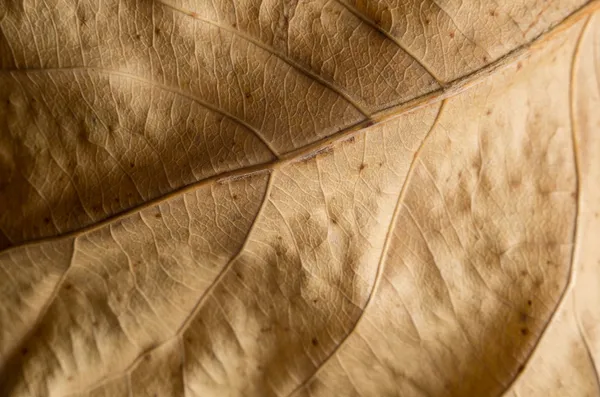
[0,0,599,396]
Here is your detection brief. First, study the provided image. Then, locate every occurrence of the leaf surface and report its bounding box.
[0,1,599,396]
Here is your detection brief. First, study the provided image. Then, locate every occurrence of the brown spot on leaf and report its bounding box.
[449,32,455,38]
[520,328,529,336]
[155,213,161,218]
[359,163,366,171]
[21,348,28,356]
[311,337,319,346]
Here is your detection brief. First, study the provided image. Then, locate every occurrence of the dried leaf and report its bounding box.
[1,0,599,396]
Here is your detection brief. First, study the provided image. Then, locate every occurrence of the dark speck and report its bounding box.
[21,348,28,356]
[520,328,529,336]
[311,337,319,346]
